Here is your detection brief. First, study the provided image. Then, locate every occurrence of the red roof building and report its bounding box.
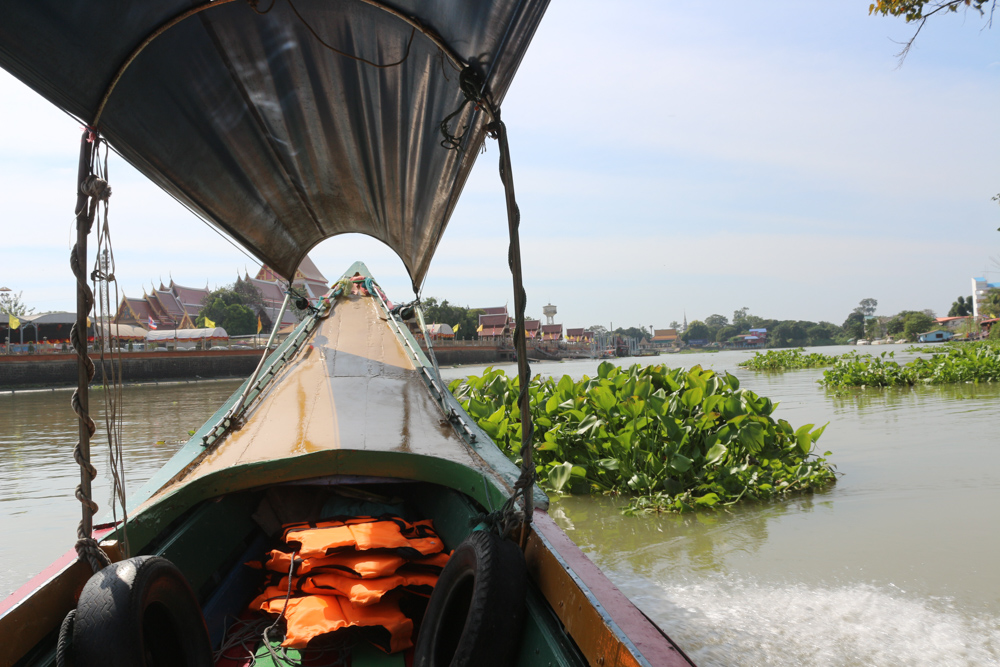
[169,281,211,317]
[541,324,563,341]
[565,328,593,342]
[256,254,329,301]
[524,319,541,339]
[478,313,509,339]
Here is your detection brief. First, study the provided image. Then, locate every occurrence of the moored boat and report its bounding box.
[0,2,695,665]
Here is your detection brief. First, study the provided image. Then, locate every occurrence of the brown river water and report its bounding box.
[2,347,998,665]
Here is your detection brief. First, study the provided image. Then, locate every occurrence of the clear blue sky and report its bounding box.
[1,2,998,331]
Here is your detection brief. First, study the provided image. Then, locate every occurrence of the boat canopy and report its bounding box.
[0,0,549,289]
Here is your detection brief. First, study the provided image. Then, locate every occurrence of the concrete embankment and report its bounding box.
[418,343,504,366]
[0,350,262,390]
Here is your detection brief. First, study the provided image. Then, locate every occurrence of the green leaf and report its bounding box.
[479,420,499,438]
[681,387,704,410]
[705,443,727,465]
[557,374,575,399]
[468,398,490,420]
[590,386,618,413]
[545,395,561,415]
[695,493,719,506]
[548,462,574,493]
[671,454,693,473]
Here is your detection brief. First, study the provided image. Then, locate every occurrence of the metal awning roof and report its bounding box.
[0,0,549,289]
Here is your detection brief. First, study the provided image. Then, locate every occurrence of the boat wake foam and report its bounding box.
[631,575,1000,667]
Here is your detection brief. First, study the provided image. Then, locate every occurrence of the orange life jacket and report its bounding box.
[256,593,414,652]
[251,515,448,654]
[255,547,451,578]
[282,516,444,559]
[253,569,440,608]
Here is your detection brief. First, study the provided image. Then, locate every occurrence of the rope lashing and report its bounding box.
[439,66,490,150]
[493,111,535,536]
[70,129,113,574]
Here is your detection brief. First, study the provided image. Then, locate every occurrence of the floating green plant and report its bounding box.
[450,362,836,513]
[738,348,839,371]
[821,342,1000,388]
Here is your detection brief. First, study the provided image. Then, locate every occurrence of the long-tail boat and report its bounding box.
[0,3,695,665]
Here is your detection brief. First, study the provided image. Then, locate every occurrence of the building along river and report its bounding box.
[2,347,998,665]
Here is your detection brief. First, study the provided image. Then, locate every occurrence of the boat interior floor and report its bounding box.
[72,480,586,667]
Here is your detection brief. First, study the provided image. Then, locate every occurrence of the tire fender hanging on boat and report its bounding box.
[71,556,213,667]
[414,530,527,667]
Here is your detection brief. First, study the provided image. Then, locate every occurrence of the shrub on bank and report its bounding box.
[450,362,836,513]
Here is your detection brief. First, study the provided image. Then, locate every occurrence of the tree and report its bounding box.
[948,296,973,317]
[681,320,710,343]
[982,288,1000,318]
[704,314,728,329]
[199,282,269,335]
[769,321,808,348]
[716,325,737,343]
[732,307,750,331]
[668,321,680,330]
[0,290,34,318]
[587,325,608,336]
[857,298,878,317]
[420,297,483,340]
[842,311,865,340]
[614,326,648,341]
[869,1,996,62]
[903,311,936,341]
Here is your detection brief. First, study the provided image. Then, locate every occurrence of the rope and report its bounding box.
[414,301,443,382]
[56,609,76,667]
[490,111,535,537]
[288,0,417,69]
[90,138,130,559]
[262,551,298,664]
[439,67,489,150]
[70,130,113,574]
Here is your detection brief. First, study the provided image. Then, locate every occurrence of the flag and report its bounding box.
[476,324,483,332]
[8,314,19,330]
[148,317,158,330]
[204,317,216,328]
[257,315,262,333]
[452,324,459,333]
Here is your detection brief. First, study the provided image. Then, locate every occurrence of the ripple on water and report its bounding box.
[638,575,1000,667]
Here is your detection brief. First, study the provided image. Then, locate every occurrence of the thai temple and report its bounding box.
[113,255,328,331]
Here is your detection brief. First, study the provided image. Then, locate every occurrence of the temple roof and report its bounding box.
[153,290,186,318]
[479,313,508,327]
[170,281,211,312]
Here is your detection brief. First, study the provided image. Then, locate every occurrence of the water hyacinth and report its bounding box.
[739,348,839,371]
[449,362,836,513]
[821,342,1000,388]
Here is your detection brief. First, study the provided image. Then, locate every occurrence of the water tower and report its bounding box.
[543,303,557,325]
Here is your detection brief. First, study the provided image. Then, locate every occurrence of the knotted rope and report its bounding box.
[70,130,112,574]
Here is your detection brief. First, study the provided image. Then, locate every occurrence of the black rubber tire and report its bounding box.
[414,530,527,667]
[72,556,213,667]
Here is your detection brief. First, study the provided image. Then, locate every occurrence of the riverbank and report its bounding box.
[0,349,262,390]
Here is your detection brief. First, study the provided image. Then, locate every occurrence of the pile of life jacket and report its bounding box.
[248,515,450,654]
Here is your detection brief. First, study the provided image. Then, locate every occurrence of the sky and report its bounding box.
[1,2,998,332]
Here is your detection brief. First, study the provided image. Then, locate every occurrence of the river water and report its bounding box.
[3,347,998,665]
